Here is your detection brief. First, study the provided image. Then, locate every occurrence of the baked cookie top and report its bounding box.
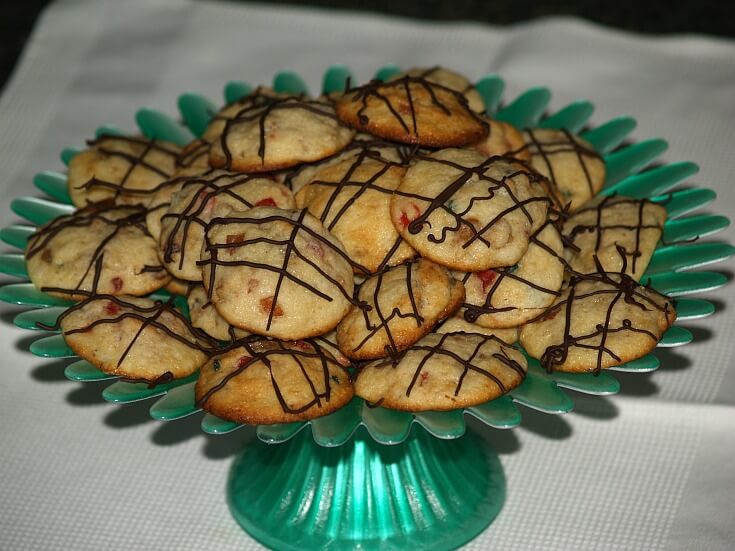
[335,75,488,147]
[336,258,465,360]
[563,195,666,280]
[519,271,676,374]
[388,66,485,113]
[158,169,295,281]
[470,118,530,161]
[295,147,416,273]
[208,94,355,173]
[459,220,566,328]
[26,204,170,300]
[353,331,527,411]
[390,148,550,271]
[195,337,354,424]
[200,207,359,340]
[176,138,212,173]
[67,135,181,207]
[436,315,519,345]
[520,128,606,212]
[187,284,249,341]
[58,295,214,382]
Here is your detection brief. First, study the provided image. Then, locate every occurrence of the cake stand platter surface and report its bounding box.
[1,64,732,551]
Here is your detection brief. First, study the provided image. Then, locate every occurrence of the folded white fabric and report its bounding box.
[0,1,733,549]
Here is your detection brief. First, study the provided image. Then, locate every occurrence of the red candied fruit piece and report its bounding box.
[291,340,312,352]
[226,233,245,244]
[476,270,498,293]
[399,204,422,229]
[236,356,252,368]
[104,301,120,315]
[255,197,277,207]
[111,277,124,292]
[419,371,430,387]
[260,297,284,317]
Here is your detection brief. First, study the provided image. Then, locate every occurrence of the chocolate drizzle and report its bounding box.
[75,135,179,204]
[516,128,602,205]
[462,220,567,322]
[533,263,673,375]
[345,75,487,143]
[215,93,352,169]
[362,332,526,398]
[200,209,370,331]
[395,153,550,249]
[26,203,165,297]
[563,195,664,275]
[196,336,348,415]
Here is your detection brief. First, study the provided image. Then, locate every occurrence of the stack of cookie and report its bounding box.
[26,67,676,425]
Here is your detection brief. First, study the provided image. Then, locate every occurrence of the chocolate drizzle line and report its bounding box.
[462,220,566,322]
[564,195,664,274]
[160,169,278,271]
[394,153,551,249]
[363,332,525,398]
[515,128,602,204]
[76,135,179,203]
[299,139,419,273]
[533,263,673,375]
[346,75,487,142]
[351,259,425,357]
[215,93,352,169]
[26,204,165,296]
[195,336,348,415]
[38,294,217,384]
[200,209,370,330]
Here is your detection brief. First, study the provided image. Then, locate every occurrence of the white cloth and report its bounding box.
[0,1,733,549]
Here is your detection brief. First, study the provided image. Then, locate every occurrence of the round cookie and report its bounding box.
[470,118,529,160]
[459,221,566,328]
[335,76,488,147]
[200,207,357,340]
[200,87,279,144]
[519,271,676,374]
[26,204,170,300]
[336,258,465,360]
[58,295,213,382]
[67,135,181,207]
[354,332,527,411]
[195,337,354,424]
[563,195,667,280]
[295,150,416,273]
[187,284,250,341]
[208,95,355,173]
[520,128,605,212]
[436,315,519,345]
[158,169,295,281]
[389,66,484,113]
[390,148,550,271]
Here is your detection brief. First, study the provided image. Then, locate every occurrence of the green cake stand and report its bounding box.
[1,64,732,550]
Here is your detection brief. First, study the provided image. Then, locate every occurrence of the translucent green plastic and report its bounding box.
[1,65,733,551]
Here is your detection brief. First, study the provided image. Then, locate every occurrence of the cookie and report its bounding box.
[520,128,605,212]
[436,315,519,345]
[164,277,190,296]
[519,271,676,373]
[67,135,181,207]
[158,169,295,281]
[390,148,550,271]
[187,284,249,341]
[208,95,355,173]
[200,207,357,340]
[459,220,566,328]
[389,66,484,113]
[335,76,488,147]
[58,295,213,382]
[470,118,530,160]
[336,258,465,360]
[195,337,354,424]
[295,148,416,273]
[353,331,527,411]
[26,204,170,300]
[563,195,666,280]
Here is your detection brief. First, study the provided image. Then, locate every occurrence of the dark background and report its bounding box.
[2,0,733,93]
